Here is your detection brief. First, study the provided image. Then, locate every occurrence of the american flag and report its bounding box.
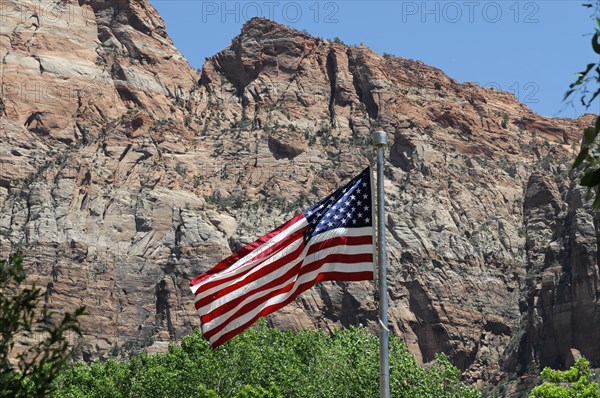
[190,167,375,348]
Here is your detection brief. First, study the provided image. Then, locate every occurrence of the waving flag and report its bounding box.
[190,168,375,348]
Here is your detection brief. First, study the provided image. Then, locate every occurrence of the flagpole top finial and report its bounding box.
[372,131,387,146]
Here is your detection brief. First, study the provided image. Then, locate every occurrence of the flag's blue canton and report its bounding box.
[302,168,372,243]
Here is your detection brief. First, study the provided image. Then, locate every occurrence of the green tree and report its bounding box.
[232,385,283,398]
[571,2,600,206]
[529,357,600,398]
[54,322,479,398]
[0,253,86,398]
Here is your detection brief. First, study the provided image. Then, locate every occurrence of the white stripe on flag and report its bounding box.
[205,260,374,346]
[194,226,372,312]
[194,234,305,306]
[199,241,373,331]
[190,217,308,295]
[189,166,375,348]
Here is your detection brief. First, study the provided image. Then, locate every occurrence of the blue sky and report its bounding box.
[150,0,600,119]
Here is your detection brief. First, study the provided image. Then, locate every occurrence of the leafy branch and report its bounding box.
[0,253,86,397]
[571,3,600,207]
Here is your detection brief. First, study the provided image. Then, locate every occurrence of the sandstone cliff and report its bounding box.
[1,0,598,393]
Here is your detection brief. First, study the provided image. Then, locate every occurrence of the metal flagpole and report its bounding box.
[372,131,389,398]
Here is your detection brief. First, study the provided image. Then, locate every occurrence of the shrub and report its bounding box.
[54,322,479,398]
[529,358,600,398]
[0,253,85,398]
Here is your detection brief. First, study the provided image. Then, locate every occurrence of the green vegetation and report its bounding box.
[571,3,600,206]
[0,253,86,398]
[207,192,247,210]
[53,322,479,398]
[529,358,600,398]
[501,112,509,129]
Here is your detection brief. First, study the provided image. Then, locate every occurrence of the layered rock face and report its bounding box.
[1,0,598,392]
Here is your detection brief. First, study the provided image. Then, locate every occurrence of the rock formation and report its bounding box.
[1,0,598,393]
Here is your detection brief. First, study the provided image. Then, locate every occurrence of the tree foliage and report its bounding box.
[54,322,479,398]
[571,2,600,206]
[529,358,600,398]
[0,253,86,398]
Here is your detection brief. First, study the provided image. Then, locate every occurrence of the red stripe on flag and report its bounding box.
[189,167,376,349]
[194,227,308,301]
[209,268,373,348]
[201,250,372,324]
[195,244,305,313]
[195,233,371,309]
[202,252,372,342]
[306,235,372,256]
[189,213,305,286]
[196,238,372,320]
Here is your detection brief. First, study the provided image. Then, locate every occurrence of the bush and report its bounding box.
[529,358,600,398]
[0,253,85,398]
[54,322,479,398]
